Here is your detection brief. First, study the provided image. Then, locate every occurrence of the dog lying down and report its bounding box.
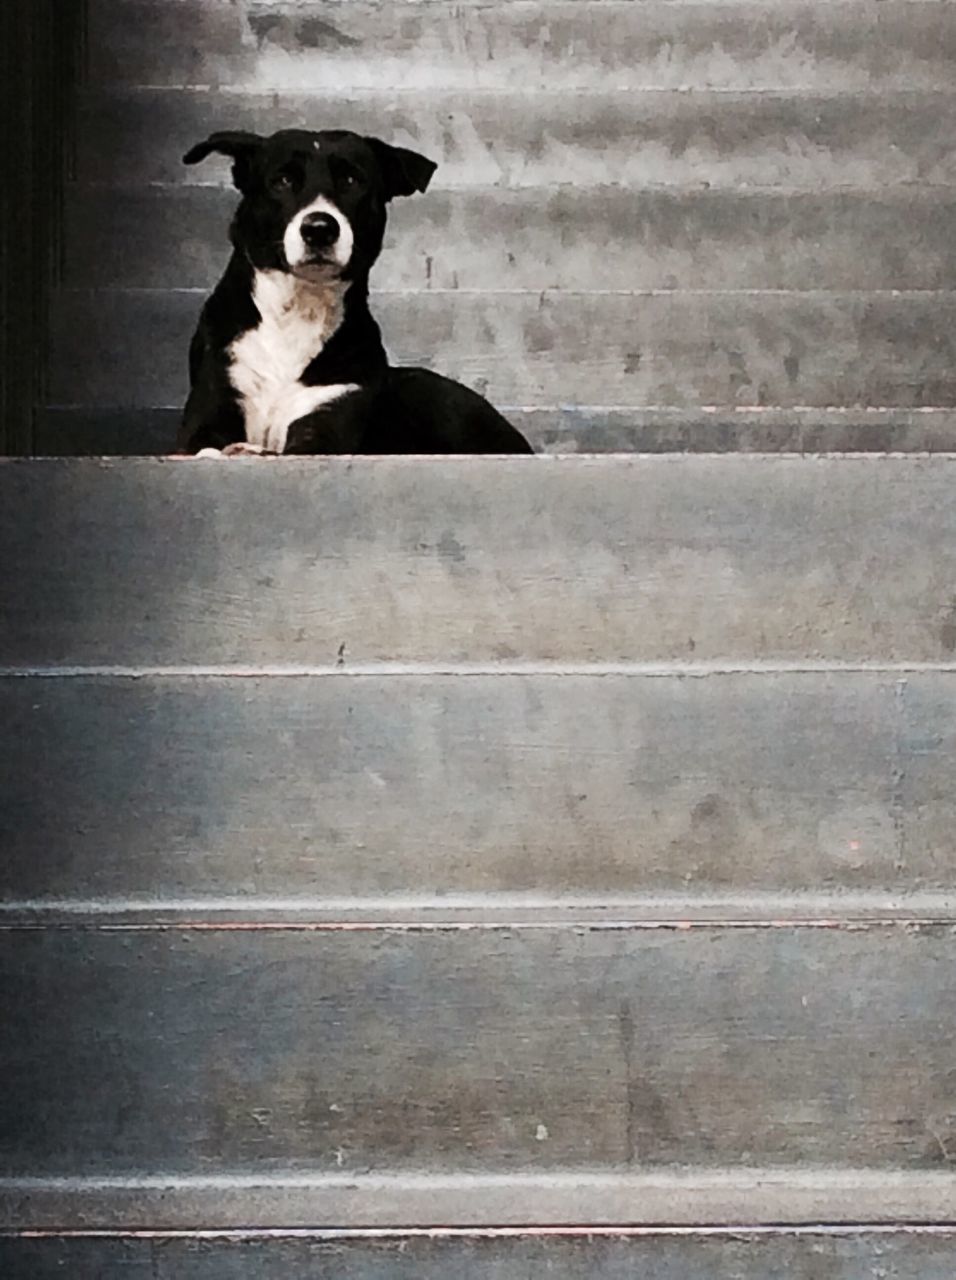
[178,128,533,457]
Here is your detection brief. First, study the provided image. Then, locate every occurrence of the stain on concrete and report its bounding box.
[940,597,956,653]
[691,793,723,826]
[248,14,359,50]
[298,18,360,50]
[437,530,467,564]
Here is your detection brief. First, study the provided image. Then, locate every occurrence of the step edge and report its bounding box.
[5,1169,956,1231]
[5,893,956,929]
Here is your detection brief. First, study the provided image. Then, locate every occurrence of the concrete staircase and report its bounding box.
[5,0,956,1274]
[36,0,956,455]
[2,455,956,1275]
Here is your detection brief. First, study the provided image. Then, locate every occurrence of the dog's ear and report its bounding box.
[364,138,437,200]
[182,131,265,193]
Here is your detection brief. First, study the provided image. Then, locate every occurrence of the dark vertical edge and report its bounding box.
[0,0,87,455]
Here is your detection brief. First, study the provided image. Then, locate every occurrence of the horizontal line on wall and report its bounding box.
[7,1224,956,1242]
[3,660,956,679]
[101,85,956,99]
[5,892,956,930]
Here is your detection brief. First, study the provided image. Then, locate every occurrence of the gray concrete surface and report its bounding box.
[5,1229,956,1277]
[3,670,950,903]
[76,88,956,190]
[64,185,956,294]
[3,927,956,1175]
[33,405,956,456]
[88,0,956,93]
[5,457,956,666]
[48,287,956,408]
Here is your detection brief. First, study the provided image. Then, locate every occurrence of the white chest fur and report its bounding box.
[228,270,358,453]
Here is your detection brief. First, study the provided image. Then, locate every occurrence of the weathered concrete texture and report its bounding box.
[87,0,956,92]
[6,1172,956,1232]
[6,457,956,666]
[2,928,956,1174]
[2,672,955,902]
[5,1230,956,1279]
[76,88,956,189]
[33,405,956,457]
[64,185,956,293]
[47,287,956,408]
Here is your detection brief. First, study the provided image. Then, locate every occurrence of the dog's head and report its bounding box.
[183,128,437,282]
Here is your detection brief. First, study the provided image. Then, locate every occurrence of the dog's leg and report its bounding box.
[178,371,247,454]
[283,390,375,455]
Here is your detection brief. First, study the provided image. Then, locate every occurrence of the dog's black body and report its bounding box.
[178,129,532,456]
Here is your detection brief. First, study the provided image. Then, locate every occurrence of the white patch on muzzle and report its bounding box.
[283,194,354,272]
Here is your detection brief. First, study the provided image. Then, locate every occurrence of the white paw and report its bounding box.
[222,442,275,457]
[195,447,225,459]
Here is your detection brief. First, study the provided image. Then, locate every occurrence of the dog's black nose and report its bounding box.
[300,212,340,251]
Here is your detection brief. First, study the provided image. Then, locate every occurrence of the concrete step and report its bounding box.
[89,0,956,93]
[5,457,956,667]
[76,87,956,188]
[5,457,955,1247]
[48,287,956,410]
[5,1228,956,1277]
[2,927,956,1196]
[4,1173,956,1231]
[4,456,956,908]
[34,405,956,457]
[6,668,956,909]
[66,184,956,294]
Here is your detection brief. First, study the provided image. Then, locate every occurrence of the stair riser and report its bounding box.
[78,89,956,189]
[33,405,956,457]
[89,0,956,93]
[3,927,955,1177]
[5,459,956,666]
[3,672,955,903]
[4,1231,956,1279]
[49,289,956,410]
[65,187,956,294]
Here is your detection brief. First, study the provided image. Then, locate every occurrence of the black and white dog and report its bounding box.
[178,128,533,456]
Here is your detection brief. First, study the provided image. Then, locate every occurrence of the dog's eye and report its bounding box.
[331,160,363,189]
[270,167,301,193]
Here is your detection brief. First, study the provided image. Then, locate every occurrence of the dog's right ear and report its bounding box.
[182,131,265,193]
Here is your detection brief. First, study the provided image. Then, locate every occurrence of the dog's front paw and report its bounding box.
[195,447,225,459]
[222,442,278,457]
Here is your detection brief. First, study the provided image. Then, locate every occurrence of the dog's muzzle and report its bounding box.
[284,196,353,273]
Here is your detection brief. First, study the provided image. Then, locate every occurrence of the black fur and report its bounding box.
[178,128,533,455]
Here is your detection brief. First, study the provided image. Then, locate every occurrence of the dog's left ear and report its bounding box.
[365,138,437,200]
